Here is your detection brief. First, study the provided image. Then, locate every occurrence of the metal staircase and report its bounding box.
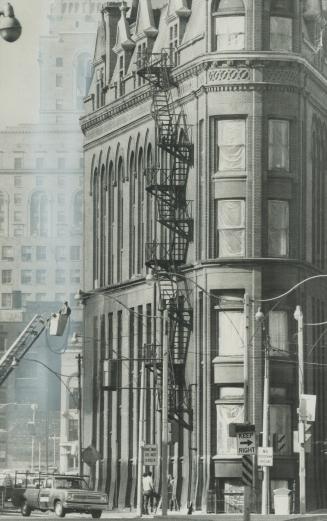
[137,49,193,429]
[0,315,46,385]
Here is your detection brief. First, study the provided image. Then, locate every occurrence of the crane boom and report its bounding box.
[0,305,70,386]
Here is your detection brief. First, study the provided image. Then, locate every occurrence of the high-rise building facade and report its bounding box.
[0,0,102,471]
[81,0,327,513]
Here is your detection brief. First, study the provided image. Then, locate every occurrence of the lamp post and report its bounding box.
[0,3,21,42]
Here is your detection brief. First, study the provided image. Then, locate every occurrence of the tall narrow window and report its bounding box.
[216,120,245,172]
[117,158,124,282]
[270,0,293,51]
[119,55,125,97]
[30,192,49,237]
[217,310,244,356]
[268,120,290,171]
[93,169,99,286]
[269,311,288,355]
[212,0,245,51]
[107,162,114,285]
[270,404,292,455]
[216,387,244,457]
[216,200,245,257]
[129,152,136,278]
[146,146,153,255]
[137,149,144,273]
[100,167,106,286]
[268,200,289,257]
[169,23,179,65]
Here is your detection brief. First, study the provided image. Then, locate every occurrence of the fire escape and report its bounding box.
[137,50,193,429]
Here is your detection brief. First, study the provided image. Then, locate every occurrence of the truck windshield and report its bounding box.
[54,478,89,490]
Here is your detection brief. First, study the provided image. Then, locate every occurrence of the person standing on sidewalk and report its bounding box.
[142,471,159,514]
[142,471,153,514]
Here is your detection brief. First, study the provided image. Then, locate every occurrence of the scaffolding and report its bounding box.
[137,49,193,429]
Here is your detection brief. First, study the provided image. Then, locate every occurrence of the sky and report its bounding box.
[0,0,48,130]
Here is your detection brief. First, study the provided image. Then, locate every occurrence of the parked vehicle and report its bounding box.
[12,473,107,518]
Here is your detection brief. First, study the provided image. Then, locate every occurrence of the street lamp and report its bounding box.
[0,3,21,42]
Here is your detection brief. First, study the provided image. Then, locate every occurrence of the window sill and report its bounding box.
[212,355,243,364]
[212,170,247,179]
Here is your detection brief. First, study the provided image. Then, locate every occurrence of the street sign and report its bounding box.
[258,446,273,466]
[237,431,256,455]
[293,428,312,453]
[143,444,158,466]
[299,394,316,422]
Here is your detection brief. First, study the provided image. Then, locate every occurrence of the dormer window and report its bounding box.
[169,22,179,65]
[270,0,294,51]
[119,55,125,97]
[96,68,105,109]
[212,0,245,52]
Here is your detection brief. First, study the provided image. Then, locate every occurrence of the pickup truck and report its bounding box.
[12,474,108,518]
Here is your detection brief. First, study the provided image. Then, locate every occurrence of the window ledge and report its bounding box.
[212,454,241,461]
[212,355,243,364]
[212,171,247,179]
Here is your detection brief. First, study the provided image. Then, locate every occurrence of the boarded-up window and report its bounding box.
[217,120,245,171]
[217,200,245,257]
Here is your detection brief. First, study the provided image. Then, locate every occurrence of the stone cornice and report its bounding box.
[81,52,327,134]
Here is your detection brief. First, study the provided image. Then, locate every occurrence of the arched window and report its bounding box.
[137,148,144,273]
[107,161,114,285]
[0,192,9,236]
[100,166,106,286]
[30,192,49,237]
[117,158,124,282]
[73,191,83,229]
[146,145,153,254]
[270,0,294,51]
[212,0,245,51]
[75,53,92,110]
[129,151,136,277]
[93,169,99,285]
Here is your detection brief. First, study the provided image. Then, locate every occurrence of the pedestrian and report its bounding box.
[142,471,159,514]
[142,471,153,514]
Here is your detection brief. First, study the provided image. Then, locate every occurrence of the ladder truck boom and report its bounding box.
[0,304,70,386]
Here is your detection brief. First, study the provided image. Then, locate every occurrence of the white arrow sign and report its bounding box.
[237,431,256,455]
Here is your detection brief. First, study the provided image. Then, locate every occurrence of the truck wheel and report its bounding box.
[54,500,66,518]
[91,511,102,519]
[21,501,31,517]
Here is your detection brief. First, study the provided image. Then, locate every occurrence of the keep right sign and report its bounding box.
[258,447,273,467]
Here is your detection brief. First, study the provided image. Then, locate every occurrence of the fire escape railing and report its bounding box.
[137,49,193,429]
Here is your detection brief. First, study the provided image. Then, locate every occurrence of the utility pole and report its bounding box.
[243,294,251,521]
[294,306,305,514]
[76,353,83,476]
[255,308,269,514]
[137,360,145,517]
[161,307,169,517]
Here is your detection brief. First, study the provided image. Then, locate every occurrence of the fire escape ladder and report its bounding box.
[137,48,194,428]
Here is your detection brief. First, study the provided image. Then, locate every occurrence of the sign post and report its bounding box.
[229,423,256,521]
